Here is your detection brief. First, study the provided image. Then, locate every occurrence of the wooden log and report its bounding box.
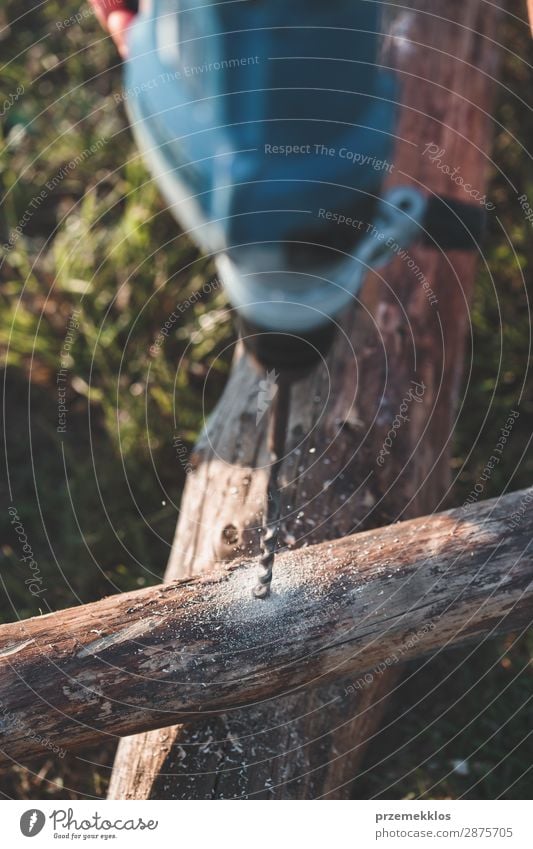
[1,488,531,767]
[109,0,503,799]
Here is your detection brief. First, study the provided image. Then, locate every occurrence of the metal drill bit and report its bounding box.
[253,375,291,599]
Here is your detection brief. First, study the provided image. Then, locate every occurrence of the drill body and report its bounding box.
[124,0,420,367]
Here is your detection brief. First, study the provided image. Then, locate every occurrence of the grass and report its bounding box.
[0,0,532,800]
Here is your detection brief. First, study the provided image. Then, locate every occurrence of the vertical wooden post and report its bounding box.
[109,0,503,799]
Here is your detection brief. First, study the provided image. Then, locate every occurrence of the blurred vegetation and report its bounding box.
[0,0,531,800]
[0,0,233,621]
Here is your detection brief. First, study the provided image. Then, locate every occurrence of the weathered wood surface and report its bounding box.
[1,488,531,767]
[108,0,503,798]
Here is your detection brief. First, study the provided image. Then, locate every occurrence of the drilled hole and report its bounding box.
[222,524,239,545]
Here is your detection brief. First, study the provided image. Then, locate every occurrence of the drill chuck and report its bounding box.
[238,317,337,373]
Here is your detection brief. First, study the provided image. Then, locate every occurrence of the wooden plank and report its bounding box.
[1,488,531,767]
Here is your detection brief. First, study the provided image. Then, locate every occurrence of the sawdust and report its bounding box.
[195,544,365,636]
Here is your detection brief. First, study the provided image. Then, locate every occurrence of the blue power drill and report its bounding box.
[123,0,485,595]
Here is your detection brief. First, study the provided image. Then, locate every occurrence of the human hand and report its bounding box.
[89,0,137,58]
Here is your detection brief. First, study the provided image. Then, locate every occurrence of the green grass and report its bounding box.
[0,0,531,800]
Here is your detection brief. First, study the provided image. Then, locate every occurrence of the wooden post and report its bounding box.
[0,488,531,767]
[108,0,503,798]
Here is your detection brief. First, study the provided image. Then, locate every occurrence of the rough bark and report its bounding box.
[109,0,503,799]
[1,488,531,766]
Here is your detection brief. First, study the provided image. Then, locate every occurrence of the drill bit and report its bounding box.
[253,374,291,599]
